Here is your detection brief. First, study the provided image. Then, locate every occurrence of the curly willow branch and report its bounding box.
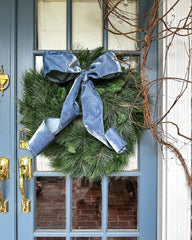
[98,0,192,187]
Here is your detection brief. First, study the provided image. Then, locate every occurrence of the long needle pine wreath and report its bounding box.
[19,48,146,179]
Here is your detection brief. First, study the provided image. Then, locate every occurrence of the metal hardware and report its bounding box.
[0,65,9,97]
[0,157,9,180]
[19,157,33,213]
[0,157,9,213]
[0,188,8,213]
[19,128,30,150]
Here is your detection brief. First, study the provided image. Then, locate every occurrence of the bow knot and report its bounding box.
[28,51,127,156]
[81,70,89,82]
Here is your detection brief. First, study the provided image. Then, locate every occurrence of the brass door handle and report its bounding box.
[0,157,9,213]
[19,157,33,213]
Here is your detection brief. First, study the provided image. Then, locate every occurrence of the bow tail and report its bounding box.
[59,75,82,131]
[28,117,60,156]
[81,80,127,154]
[28,76,82,156]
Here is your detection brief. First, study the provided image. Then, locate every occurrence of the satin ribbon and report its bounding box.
[28,51,127,156]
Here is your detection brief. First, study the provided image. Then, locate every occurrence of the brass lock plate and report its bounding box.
[22,199,31,214]
[0,157,9,180]
[19,128,30,150]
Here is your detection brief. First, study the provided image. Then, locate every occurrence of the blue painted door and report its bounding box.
[0,0,17,239]
[0,0,157,240]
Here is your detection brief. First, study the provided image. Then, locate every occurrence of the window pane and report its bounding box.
[108,238,137,240]
[72,178,102,229]
[120,55,139,70]
[35,56,43,73]
[72,0,102,49]
[108,177,138,229]
[120,55,139,171]
[123,142,138,171]
[36,154,54,171]
[72,238,101,240]
[36,238,65,240]
[36,0,67,50]
[36,177,66,229]
[108,0,138,50]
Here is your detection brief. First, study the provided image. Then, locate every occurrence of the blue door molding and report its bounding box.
[17,0,35,239]
[139,0,158,239]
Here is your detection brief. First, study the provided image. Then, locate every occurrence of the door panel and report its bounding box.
[0,0,17,240]
[0,0,158,240]
[17,0,157,239]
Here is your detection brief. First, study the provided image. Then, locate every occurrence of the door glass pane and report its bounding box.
[108,0,138,50]
[35,55,139,72]
[120,55,139,70]
[37,238,65,240]
[124,143,138,171]
[36,177,66,229]
[72,0,102,49]
[72,178,102,229]
[36,155,54,171]
[72,238,101,240]
[108,177,137,229]
[108,238,137,240]
[36,0,67,50]
[119,55,139,171]
[35,142,138,172]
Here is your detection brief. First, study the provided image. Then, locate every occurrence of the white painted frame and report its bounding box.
[158,0,191,240]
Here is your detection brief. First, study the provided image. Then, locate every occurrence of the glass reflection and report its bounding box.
[108,0,138,50]
[36,177,66,229]
[108,177,138,229]
[72,0,102,49]
[72,238,101,240]
[37,238,65,240]
[108,238,137,240]
[72,177,102,229]
[36,0,67,50]
[36,154,54,171]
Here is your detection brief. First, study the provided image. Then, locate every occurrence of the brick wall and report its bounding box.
[36,177,137,239]
[36,177,66,229]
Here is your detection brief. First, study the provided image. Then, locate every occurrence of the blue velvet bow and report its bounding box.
[28,51,127,156]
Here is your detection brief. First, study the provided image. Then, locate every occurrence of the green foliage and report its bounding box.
[19,48,146,179]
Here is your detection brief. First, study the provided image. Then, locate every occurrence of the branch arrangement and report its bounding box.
[98,0,192,187]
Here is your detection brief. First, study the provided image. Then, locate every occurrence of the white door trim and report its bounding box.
[158,1,191,239]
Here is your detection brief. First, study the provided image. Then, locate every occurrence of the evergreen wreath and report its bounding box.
[19,48,146,179]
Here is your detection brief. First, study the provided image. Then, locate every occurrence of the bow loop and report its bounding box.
[88,52,122,80]
[29,51,127,156]
[44,51,81,83]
